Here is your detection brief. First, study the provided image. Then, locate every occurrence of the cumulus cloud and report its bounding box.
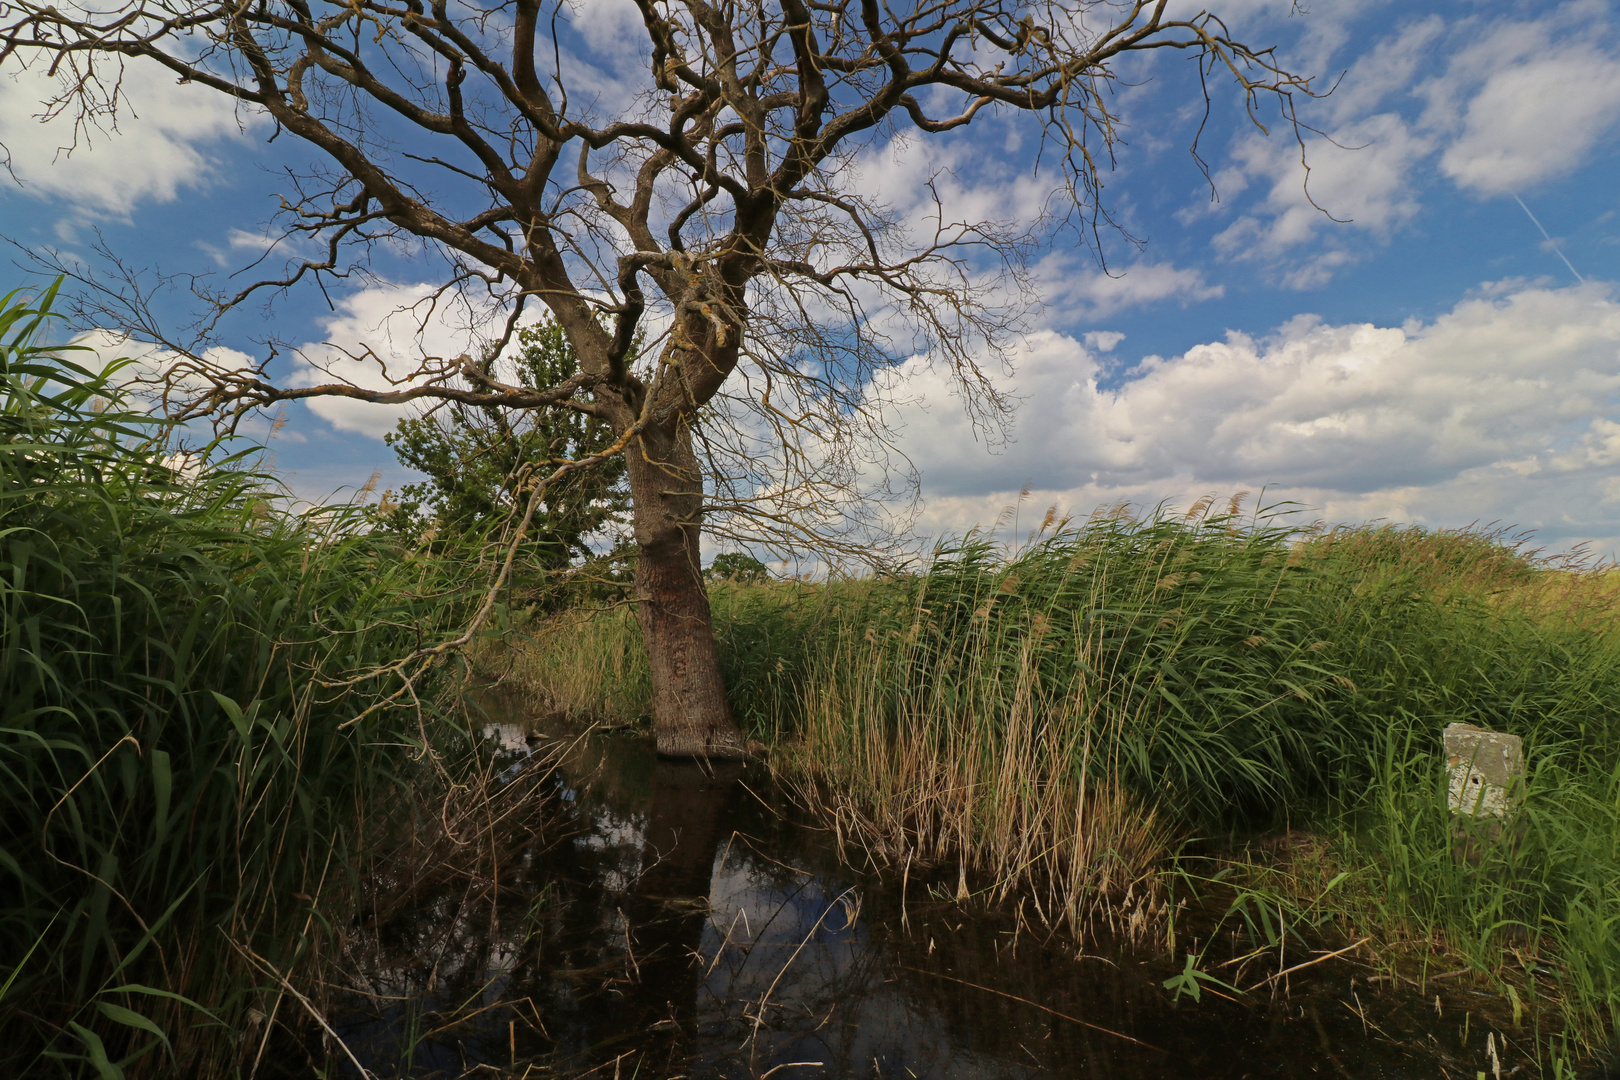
[1214,112,1431,271]
[1435,43,1620,196]
[294,279,1620,552]
[565,0,650,65]
[0,55,257,216]
[852,131,1053,248]
[67,327,257,401]
[1411,3,1620,198]
[881,281,1620,551]
[1323,16,1447,128]
[1201,6,1620,285]
[287,282,496,438]
[55,328,300,447]
[542,13,653,120]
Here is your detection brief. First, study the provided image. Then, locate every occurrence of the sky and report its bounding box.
[2,0,1618,562]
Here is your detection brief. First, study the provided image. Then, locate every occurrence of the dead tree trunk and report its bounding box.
[624,417,745,759]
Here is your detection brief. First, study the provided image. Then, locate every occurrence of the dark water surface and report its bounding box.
[326,711,1564,1079]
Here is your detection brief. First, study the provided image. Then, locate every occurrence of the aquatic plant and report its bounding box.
[0,283,480,1077]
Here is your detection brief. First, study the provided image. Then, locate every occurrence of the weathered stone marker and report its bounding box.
[1444,722,1524,865]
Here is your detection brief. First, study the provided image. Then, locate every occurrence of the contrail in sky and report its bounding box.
[1512,193,1586,285]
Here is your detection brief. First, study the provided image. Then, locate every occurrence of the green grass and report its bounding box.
[500,502,1620,1062]
[0,283,485,1077]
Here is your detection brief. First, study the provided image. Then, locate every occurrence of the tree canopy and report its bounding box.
[378,319,630,578]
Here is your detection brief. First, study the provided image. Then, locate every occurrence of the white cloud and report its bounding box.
[1166,0,1374,71]
[1214,112,1431,267]
[1324,16,1447,128]
[852,130,1054,251]
[67,327,256,402]
[1040,255,1223,319]
[286,281,547,439]
[1409,4,1620,196]
[1437,45,1620,196]
[882,281,1620,552]
[0,55,257,216]
[58,328,301,447]
[1201,6,1620,285]
[566,0,648,62]
[288,283,476,438]
[533,0,659,124]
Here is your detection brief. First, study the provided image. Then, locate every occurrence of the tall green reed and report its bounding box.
[0,283,478,1077]
[506,503,1620,1056]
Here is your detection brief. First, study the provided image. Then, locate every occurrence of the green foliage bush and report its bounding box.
[705,552,770,582]
[377,318,630,599]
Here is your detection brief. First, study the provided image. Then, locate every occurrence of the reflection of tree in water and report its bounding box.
[327,739,578,1076]
[326,724,1453,1079]
[613,759,743,1071]
[325,731,744,1075]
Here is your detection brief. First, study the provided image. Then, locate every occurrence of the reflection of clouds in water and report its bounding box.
[693,851,1015,1079]
[332,718,1024,1077]
[479,723,532,754]
[575,801,645,899]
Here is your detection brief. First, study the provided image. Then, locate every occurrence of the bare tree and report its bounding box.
[1,0,1316,757]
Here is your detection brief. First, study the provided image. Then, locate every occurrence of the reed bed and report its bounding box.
[481,575,870,735]
[0,284,487,1078]
[503,501,1620,1058]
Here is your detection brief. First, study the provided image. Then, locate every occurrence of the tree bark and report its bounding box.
[625,417,746,759]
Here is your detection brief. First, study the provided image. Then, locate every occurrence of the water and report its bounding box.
[321,711,1563,1079]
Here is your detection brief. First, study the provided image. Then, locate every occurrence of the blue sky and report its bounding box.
[2,0,1619,559]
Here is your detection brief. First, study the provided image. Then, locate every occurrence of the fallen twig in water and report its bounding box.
[759,1062,824,1077]
[1257,938,1371,989]
[897,965,1164,1052]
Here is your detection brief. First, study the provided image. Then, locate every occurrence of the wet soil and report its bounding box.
[321,710,1600,1079]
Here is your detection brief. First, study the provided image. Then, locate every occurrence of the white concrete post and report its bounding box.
[1443,723,1524,864]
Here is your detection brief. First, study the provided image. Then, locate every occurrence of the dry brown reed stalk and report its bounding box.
[471,606,650,723]
[776,625,1167,949]
[312,736,568,1044]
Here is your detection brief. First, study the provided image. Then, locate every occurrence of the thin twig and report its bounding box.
[226,937,377,1080]
[1257,938,1371,989]
[898,966,1164,1052]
